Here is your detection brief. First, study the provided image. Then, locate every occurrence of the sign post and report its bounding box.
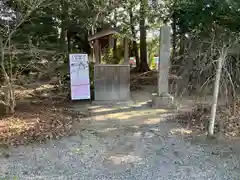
[69,54,91,100]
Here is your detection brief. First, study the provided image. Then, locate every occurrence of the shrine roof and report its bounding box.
[88,28,136,42]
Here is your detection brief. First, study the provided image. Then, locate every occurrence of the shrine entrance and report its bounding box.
[88,28,134,101]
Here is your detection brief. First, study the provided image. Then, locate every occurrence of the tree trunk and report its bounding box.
[112,9,118,64]
[139,0,150,72]
[171,10,177,60]
[178,21,187,61]
[230,56,237,116]
[0,37,15,115]
[67,29,71,52]
[179,33,185,60]
[208,47,227,136]
[129,7,139,68]
[178,23,188,94]
[59,0,69,52]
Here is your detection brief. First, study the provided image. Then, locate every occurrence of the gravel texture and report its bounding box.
[0,105,240,180]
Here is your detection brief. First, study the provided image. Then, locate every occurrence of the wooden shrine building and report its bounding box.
[88,28,134,101]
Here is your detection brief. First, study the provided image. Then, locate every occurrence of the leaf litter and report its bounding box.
[0,99,82,147]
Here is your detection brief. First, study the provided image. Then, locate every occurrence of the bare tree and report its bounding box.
[0,0,45,115]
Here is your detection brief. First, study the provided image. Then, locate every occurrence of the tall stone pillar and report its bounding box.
[152,25,174,108]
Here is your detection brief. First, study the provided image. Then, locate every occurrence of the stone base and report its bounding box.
[91,100,134,107]
[151,93,175,109]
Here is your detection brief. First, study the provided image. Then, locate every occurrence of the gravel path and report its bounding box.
[0,105,240,180]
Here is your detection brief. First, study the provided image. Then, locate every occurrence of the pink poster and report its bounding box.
[69,54,90,100]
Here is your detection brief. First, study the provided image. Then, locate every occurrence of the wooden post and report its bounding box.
[109,35,114,48]
[94,39,100,64]
[158,26,171,95]
[89,42,94,62]
[99,42,101,64]
[124,38,129,65]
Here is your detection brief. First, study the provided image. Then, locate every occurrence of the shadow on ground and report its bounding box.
[1,93,240,180]
[72,100,240,171]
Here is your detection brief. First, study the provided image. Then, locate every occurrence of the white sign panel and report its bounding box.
[69,54,90,100]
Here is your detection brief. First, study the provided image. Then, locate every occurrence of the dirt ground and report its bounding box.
[0,87,240,179]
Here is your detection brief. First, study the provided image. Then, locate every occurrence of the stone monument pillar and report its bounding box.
[152,25,174,108]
